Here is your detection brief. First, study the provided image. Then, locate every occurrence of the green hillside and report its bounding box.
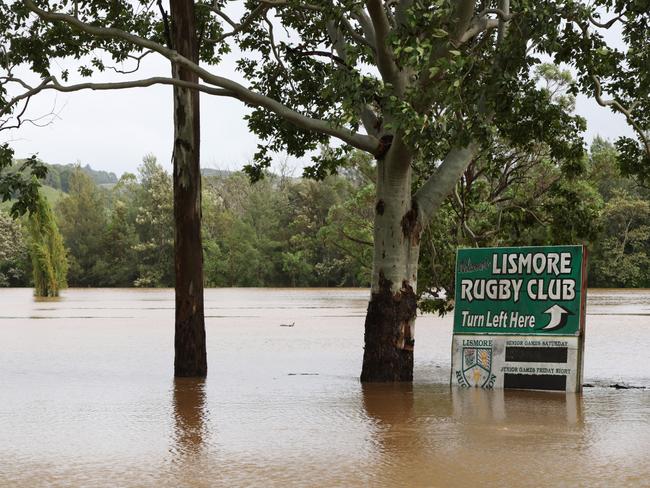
[0,184,65,213]
[2,159,116,214]
[39,185,66,205]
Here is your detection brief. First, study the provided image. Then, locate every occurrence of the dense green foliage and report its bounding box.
[416,136,649,313]
[0,156,370,288]
[26,191,67,296]
[1,139,649,295]
[0,145,48,217]
[587,140,650,288]
[0,210,29,285]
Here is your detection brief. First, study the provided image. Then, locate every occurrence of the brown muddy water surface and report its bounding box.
[1,288,649,487]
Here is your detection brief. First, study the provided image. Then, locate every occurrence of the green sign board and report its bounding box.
[454,245,586,336]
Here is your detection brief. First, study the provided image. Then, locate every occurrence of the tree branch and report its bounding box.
[496,0,511,44]
[453,0,477,41]
[0,76,234,127]
[459,2,513,44]
[416,1,506,111]
[395,0,413,27]
[477,7,512,21]
[414,143,478,226]
[206,3,269,44]
[258,0,322,12]
[22,0,380,154]
[209,3,238,28]
[326,20,380,136]
[288,47,349,67]
[156,0,172,48]
[262,13,298,95]
[341,229,373,247]
[365,0,403,92]
[589,14,623,29]
[459,18,500,44]
[340,14,376,53]
[591,74,649,155]
[106,50,153,74]
[350,9,376,48]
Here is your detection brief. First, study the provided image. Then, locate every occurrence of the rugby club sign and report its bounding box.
[451,245,587,392]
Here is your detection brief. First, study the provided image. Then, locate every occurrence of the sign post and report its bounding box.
[451,245,587,392]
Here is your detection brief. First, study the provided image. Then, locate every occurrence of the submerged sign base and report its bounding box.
[451,335,580,391]
[450,245,587,393]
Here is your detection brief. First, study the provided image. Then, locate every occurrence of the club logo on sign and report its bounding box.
[456,346,496,388]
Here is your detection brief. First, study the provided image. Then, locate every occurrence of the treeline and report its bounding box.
[1,138,649,292]
[1,155,370,288]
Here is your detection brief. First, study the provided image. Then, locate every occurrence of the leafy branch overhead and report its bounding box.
[0,1,647,193]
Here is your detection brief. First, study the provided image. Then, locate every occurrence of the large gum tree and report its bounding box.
[168,0,207,376]
[1,1,647,381]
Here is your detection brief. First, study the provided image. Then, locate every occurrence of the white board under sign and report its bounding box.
[451,335,581,391]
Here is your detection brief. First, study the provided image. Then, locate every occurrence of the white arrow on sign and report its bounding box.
[541,304,572,331]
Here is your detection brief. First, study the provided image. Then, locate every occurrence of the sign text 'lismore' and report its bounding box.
[460,252,576,303]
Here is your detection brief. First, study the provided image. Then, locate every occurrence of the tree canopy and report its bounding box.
[1,1,646,182]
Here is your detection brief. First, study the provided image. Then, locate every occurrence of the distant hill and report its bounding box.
[201,168,232,178]
[4,162,231,209]
[0,182,65,213]
[1,160,117,213]
[11,160,118,192]
[43,163,118,192]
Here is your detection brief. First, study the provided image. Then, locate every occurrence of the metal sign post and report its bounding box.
[450,245,587,392]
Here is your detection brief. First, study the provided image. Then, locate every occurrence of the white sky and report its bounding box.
[3,10,635,178]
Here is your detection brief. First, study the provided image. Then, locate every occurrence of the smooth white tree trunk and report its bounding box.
[361,139,476,382]
[361,139,420,381]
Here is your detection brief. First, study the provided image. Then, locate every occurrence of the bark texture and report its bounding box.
[171,0,206,377]
[361,273,417,381]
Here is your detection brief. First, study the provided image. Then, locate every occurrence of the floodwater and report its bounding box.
[1,288,649,487]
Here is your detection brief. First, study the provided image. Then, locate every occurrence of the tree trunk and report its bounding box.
[361,139,421,382]
[170,0,206,377]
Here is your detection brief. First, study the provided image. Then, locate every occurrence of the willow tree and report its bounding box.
[1,1,647,381]
[27,191,68,297]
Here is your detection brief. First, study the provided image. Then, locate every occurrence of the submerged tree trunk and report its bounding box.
[361,139,421,382]
[360,138,477,382]
[170,0,206,377]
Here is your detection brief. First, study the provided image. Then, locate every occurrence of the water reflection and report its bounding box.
[362,383,415,426]
[451,387,584,427]
[33,295,63,303]
[360,383,417,486]
[360,385,587,486]
[172,377,208,458]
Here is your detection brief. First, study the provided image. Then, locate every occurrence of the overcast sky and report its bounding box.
[4,21,634,178]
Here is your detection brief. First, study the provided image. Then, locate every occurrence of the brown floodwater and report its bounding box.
[1,287,649,487]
